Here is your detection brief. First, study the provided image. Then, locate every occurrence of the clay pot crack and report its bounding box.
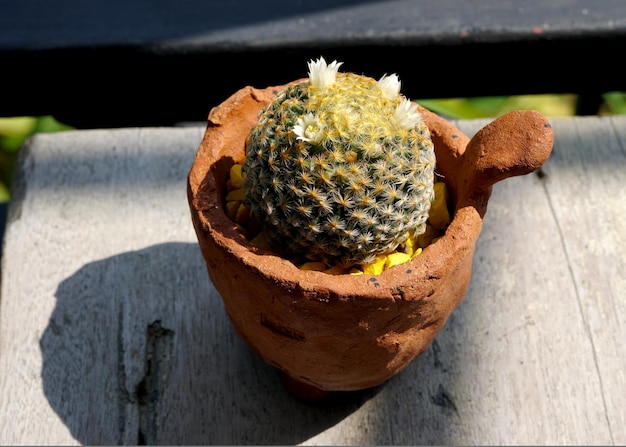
[260,314,306,341]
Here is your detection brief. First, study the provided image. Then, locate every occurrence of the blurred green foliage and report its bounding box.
[0,116,74,202]
[599,91,626,115]
[417,94,579,119]
[0,91,625,204]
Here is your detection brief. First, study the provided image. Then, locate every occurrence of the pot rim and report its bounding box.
[187,84,486,302]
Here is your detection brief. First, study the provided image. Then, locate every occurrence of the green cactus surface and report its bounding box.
[242,57,436,267]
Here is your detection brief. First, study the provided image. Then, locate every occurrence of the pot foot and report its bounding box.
[278,372,331,403]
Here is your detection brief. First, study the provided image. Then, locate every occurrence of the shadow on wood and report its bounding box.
[39,242,379,444]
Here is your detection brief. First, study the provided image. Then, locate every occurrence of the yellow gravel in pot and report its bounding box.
[224,163,451,274]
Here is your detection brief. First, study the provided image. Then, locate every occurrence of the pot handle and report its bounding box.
[462,110,554,194]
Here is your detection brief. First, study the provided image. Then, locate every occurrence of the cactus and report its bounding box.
[242,57,436,267]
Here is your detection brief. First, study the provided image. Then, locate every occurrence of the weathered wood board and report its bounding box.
[0,116,624,444]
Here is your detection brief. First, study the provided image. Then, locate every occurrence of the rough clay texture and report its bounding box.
[187,83,554,395]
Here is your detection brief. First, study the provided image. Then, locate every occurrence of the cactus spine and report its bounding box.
[242,57,436,267]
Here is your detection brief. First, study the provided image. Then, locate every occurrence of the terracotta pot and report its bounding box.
[187,83,554,399]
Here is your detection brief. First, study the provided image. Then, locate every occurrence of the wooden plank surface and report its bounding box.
[0,116,624,445]
[2,0,626,126]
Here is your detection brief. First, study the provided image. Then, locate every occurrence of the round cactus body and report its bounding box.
[242,57,436,267]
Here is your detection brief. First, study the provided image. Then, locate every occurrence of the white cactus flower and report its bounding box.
[378,74,401,99]
[293,113,325,144]
[393,98,422,130]
[307,57,343,89]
